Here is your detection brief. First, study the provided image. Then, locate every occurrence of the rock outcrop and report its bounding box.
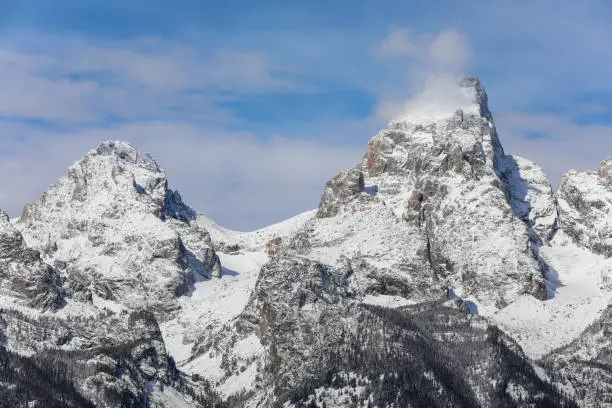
[317,168,365,217]
[0,307,203,407]
[501,155,559,244]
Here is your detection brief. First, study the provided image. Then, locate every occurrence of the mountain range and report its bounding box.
[0,76,610,407]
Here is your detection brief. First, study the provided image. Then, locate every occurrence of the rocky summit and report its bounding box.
[0,77,610,407]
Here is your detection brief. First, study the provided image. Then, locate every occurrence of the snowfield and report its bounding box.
[160,250,268,365]
[494,231,612,359]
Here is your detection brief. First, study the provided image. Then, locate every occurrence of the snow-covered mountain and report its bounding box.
[15,141,221,315]
[0,76,610,407]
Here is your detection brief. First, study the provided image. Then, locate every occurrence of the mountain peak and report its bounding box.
[459,74,492,120]
[316,73,548,310]
[95,139,138,154]
[14,140,221,312]
[364,75,503,182]
[84,140,161,172]
[598,156,612,184]
[52,139,169,214]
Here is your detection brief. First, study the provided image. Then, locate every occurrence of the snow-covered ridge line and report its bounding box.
[196,209,316,252]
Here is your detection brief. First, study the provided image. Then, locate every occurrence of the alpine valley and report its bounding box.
[1,77,611,408]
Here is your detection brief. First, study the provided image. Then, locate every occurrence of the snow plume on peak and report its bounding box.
[376,29,479,124]
[391,74,484,124]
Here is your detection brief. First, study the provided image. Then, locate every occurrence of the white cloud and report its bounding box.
[0,33,372,230]
[0,37,304,124]
[0,49,100,121]
[2,15,610,231]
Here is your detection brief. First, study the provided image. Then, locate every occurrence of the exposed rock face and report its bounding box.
[557,158,612,257]
[164,189,197,224]
[501,155,559,244]
[0,208,63,310]
[317,168,365,217]
[15,141,221,314]
[600,158,612,184]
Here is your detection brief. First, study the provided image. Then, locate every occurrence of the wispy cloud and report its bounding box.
[0,36,305,124]
[375,28,421,58]
[427,31,471,72]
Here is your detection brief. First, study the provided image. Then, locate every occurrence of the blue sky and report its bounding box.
[0,0,611,229]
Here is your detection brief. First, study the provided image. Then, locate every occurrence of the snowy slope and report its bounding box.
[0,208,63,310]
[557,157,612,257]
[160,251,268,364]
[542,302,612,407]
[494,231,612,358]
